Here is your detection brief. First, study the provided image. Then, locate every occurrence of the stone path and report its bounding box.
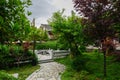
[26,62,65,80]
[37,54,51,61]
[26,50,65,80]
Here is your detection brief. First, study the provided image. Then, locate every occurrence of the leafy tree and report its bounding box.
[28,26,43,53]
[38,27,49,41]
[0,0,31,44]
[48,10,86,57]
[73,0,120,76]
[73,0,120,42]
[28,27,42,41]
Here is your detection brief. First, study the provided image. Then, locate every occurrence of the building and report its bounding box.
[40,24,54,39]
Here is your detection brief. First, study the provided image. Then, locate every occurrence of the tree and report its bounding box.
[73,0,120,41]
[73,0,120,77]
[28,27,43,41]
[0,0,31,44]
[28,26,43,53]
[48,10,86,57]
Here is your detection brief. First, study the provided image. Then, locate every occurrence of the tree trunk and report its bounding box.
[70,43,81,58]
[33,36,36,54]
[103,48,108,77]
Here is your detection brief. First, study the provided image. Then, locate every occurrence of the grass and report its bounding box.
[0,64,40,80]
[55,51,120,80]
[0,71,18,80]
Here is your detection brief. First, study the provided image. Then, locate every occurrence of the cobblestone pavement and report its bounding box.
[26,62,65,80]
[37,54,51,61]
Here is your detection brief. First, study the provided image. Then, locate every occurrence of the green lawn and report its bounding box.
[1,64,40,80]
[55,51,120,80]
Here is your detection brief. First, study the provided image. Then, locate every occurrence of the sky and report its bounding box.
[27,0,75,27]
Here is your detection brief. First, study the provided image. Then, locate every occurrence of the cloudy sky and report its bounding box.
[27,0,75,27]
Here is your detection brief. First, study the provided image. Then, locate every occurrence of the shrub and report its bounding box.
[31,53,38,66]
[57,43,69,50]
[23,42,30,53]
[74,70,89,80]
[72,55,89,71]
[36,41,57,49]
[0,44,13,68]
[0,44,9,54]
[26,50,38,66]
[78,45,86,53]
[0,44,38,69]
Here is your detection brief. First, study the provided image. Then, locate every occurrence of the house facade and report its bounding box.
[40,24,54,39]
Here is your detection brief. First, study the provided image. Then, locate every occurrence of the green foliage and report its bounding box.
[78,45,86,53]
[41,31,49,41]
[0,44,38,69]
[0,45,14,68]
[85,52,103,74]
[72,55,88,71]
[0,0,31,43]
[27,27,43,41]
[0,71,18,80]
[56,52,120,80]
[3,64,40,80]
[0,44,9,54]
[36,40,57,49]
[9,45,23,55]
[36,40,70,50]
[31,52,38,66]
[48,10,86,56]
[73,70,89,80]
[56,42,69,50]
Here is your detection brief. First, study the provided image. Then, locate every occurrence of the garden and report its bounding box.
[56,51,120,80]
[0,0,40,79]
[0,0,120,80]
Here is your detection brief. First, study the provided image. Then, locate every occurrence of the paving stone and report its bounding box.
[26,62,65,80]
[26,50,65,80]
[36,78,44,80]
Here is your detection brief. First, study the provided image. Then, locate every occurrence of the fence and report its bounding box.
[36,49,70,59]
[52,50,70,59]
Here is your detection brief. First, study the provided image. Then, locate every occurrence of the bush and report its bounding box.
[36,41,57,49]
[72,55,89,71]
[56,43,69,50]
[78,45,86,53]
[0,71,18,80]
[74,70,89,80]
[31,52,38,66]
[0,44,13,68]
[0,44,38,69]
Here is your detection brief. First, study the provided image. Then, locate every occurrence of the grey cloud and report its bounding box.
[27,0,57,21]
